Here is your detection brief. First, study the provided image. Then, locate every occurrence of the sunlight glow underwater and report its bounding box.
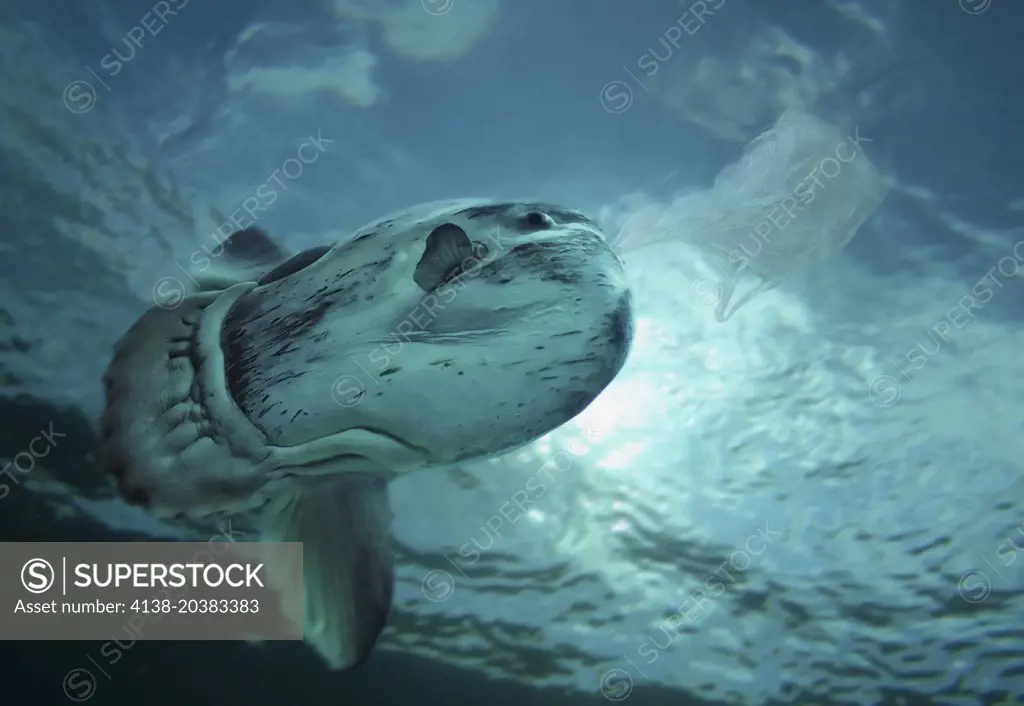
[524,108,890,527]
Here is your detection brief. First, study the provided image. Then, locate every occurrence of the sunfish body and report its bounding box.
[100,199,634,669]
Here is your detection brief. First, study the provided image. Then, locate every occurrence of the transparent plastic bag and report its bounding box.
[617,110,890,321]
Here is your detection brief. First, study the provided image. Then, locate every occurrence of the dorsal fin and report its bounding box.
[258,245,332,285]
[191,227,292,291]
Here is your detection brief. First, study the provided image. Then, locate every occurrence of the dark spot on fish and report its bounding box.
[561,390,595,420]
[270,341,301,358]
[223,293,333,413]
[455,203,516,220]
[510,243,540,255]
[563,356,598,365]
[606,290,634,356]
[507,242,584,284]
[351,219,399,243]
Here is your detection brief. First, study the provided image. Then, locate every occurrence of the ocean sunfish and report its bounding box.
[100,198,635,669]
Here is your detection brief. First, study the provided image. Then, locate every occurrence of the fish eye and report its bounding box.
[524,211,554,229]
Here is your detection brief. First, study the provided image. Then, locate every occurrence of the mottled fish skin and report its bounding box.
[219,200,633,464]
[98,198,635,671]
[101,198,635,517]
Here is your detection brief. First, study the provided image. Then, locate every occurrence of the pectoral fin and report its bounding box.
[414,223,476,291]
[259,474,394,670]
[192,227,293,290]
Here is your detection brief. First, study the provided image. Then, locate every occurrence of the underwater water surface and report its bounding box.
[1,1,1023,705]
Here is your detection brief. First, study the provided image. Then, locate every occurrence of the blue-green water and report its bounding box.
[1,1,1022,704]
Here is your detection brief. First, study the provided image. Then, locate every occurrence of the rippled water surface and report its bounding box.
[1,1,1023,704]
